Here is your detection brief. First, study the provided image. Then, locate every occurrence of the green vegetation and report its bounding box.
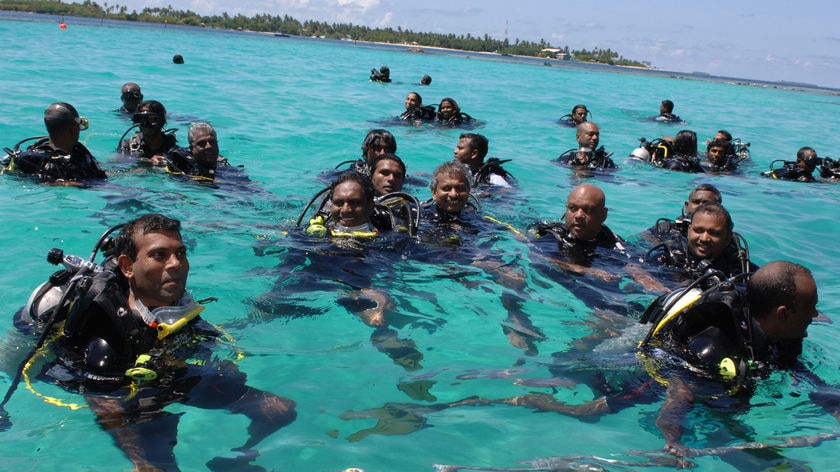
[0,0,648,68]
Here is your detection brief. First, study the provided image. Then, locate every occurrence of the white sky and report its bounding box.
[114,0,840,89]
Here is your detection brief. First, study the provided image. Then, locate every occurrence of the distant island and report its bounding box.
[0,0,649,68]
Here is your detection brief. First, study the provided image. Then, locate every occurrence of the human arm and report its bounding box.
[656,376,695,455]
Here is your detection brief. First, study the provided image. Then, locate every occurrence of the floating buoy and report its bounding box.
[59,22,67,30]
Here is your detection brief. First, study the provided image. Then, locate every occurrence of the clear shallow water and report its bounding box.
[1,13,840,471]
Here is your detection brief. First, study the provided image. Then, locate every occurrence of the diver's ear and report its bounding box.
[117,254,135,279]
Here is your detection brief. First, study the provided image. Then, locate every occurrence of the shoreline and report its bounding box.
[4,10,838,96]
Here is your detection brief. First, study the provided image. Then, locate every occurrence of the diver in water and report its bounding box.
[647,202,757,286]
[399,92,436,122]
[662,130,703,173]
[763,146,820,182]
[558,104,590,127]
[453,133,515,188]
[263,171,425,370]
[436,97,473,126]
[166,121,233,182]
[378,261,840,464]
[703,138,740,172]
[117,100,182,166]
[10,213,297,471]
[656,99,683,123]
[351,129,398,175]
[557,122,615,169]
[116,82,143,114]
[2,102,106,185]
[642,183,723,247]
[370,65,391,83]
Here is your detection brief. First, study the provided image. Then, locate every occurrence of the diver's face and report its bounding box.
[404,93,420,110]
[571,107,587,124]
[439,101,454,118]
[576,123,599,149]
[331,181,371,228]
[431,174,469,214]
[687,211,731,260]
[707,145,726,165]
[371,159,405,196]
[190,129,219,168]
[564,187,607,240]
[453,138,476,164]
[120,230,189,308]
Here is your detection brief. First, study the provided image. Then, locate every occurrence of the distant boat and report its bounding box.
[274,32,290,38]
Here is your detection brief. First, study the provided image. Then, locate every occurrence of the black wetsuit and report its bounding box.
[648,232,756,285]
[530,222,644,316]
[166,148,231,181]
[8,138,106,183]
[400,106,436,121]
[663,153,704,173]
[472,158,515,186]
[557,146,616,169]
[436,112,472,126]
[765,163,816,182]
[118,130,182,161]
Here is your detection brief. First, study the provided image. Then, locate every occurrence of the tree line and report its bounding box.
[0,0,648,67]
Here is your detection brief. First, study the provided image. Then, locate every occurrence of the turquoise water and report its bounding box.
[1,13,840,471]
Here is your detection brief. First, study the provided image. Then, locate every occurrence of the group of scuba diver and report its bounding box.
[558,100,840,182]
[1,80,839,471]
[2,84,237,187]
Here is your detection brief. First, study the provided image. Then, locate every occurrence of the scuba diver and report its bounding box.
[632,131,702,173]
[2,102,106,185]
[166,121,236,182]
[646,202,756,287]
[642,183,723,248]
[328,129,399,182]
[655,99,683,123]
[453,133,515,188]
[557,122,616,169]
[399,92,436,122]
[819,156,840,182]
[5,213,297,471]
[370,65,391,83]
[262,171,425,370]
[436,97,473,126]
[362,261,839,464]
[703,138,742,173]
[763,146,820,182]
[300,169,420,237]
[117,100,182,166]
[117,82,143,114]
[558,104,591,127]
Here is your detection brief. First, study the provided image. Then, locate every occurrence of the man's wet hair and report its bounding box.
[706,139,729,153]
[460,133,488,160]
[431,161,471,193]
[661,99,674,113]
[690,183,723,203]
[188,122,216,146]
[116,213,182,260]
[748,261,812,318]
[371,153,406,178]
[690,202,733,233]
[361,129,397,159]
[331,170,376,204]
[674,130,697,156]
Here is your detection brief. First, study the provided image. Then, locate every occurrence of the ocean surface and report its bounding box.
[1,12,839,472]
